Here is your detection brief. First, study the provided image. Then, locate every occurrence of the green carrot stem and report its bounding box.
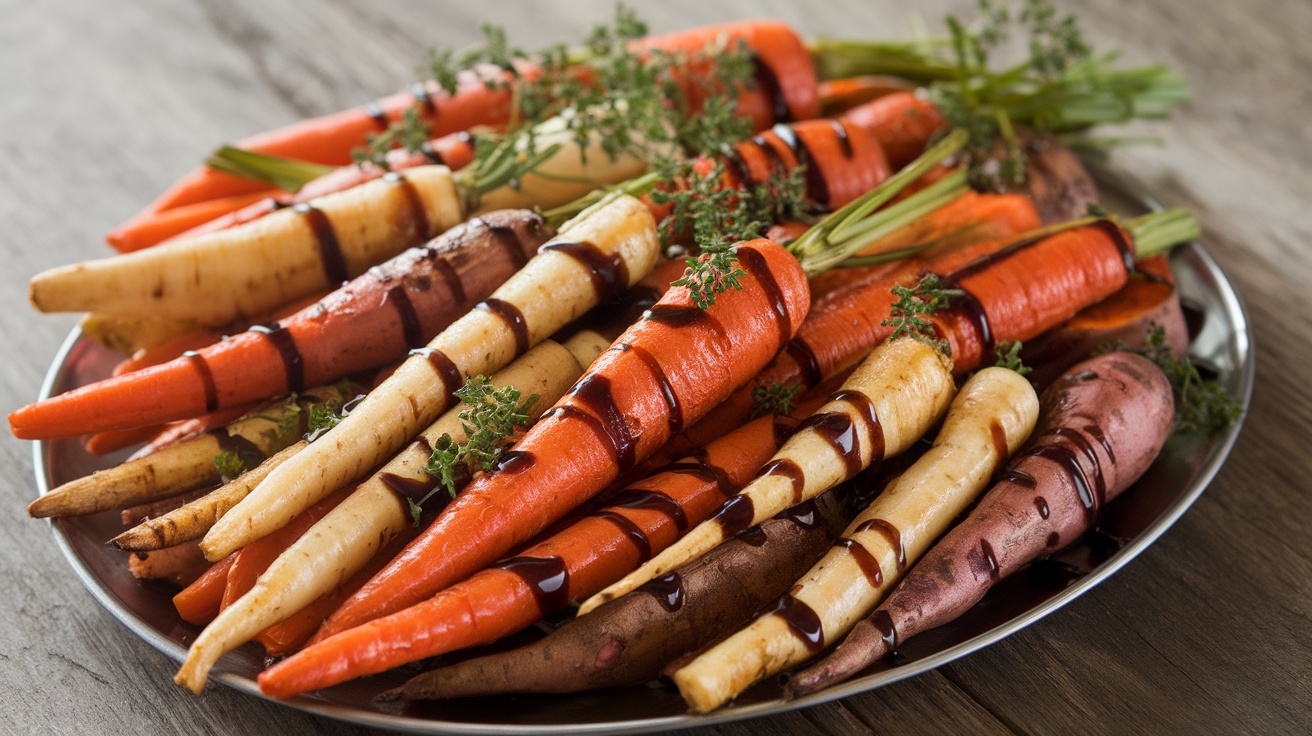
[807,37,959,83]
[539,171,660,230]
[1127,208,1199,258]
[204,147,336,193]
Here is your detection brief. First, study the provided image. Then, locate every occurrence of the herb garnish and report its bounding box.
[994,341,1032,376]
[749,383,804,420]
[882,274,958,355]
[351,107,433,171]
[213,451,246,483]
[1101,323,1242,435]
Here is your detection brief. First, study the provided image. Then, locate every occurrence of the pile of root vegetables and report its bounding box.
[16,4,1236,718]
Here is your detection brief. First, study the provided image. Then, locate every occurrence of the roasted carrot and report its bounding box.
[818,75,915,117]
[303,238,809,647]
[671,366,1038,712]
[199,194,660,563]
[106,188,283,253]
[787,353,1175,697]
[389,489,851,701]
[172,554,236,627]
[840,91,947,169]
[115,20,818,236]
[12,210,548,440]
[257,398,818,697]
[174,333,600,692]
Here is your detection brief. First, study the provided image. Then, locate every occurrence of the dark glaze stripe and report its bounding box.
[871,609,898,651]
[1083,423,1115,462]
[385,285,424,348]
[561,374,636,472]
[383,172,431,238]
[363,100,389,129]
[595,511,652,561]
[410,347,462,402]
[751,56,791,123]
[832,389,885,466]
[989,420,1009,476]
[855,518,906,571]
[428,254,468,305]
[639,572,685,612]
[710,493,756,537]
[657,462,731,500]
[750,134,789,174]
[249,324,304,393]
[494,450,534,474]
[735,246,792,353]
[184,351,219,412]
[979,539,1001,581]
[491,556,570,613]
[1043,427,1106,501]
[1026,444,1099,522]
[1089,218,1137,274]
[836,538,884,588]
[772,595,825,653]
[608,488,689,531]
[784,338,823,388]
[480,219,533,270]
[540,241,629,302]
[643,305,726,339]
[411,81,437,117]
[1034,496,1051,519]
[946,282,995,355]
[379,471,440,502]
[478,298,529,354]
[628,343,683,433]
[758,458,806,504]
[798,412,861,480]
[418,141,446,165]
[946,230,1052,283]
[770,123,830,209]
[999,466,1037,488]
[293,203,348,285]
[831,120,854,159]
[722,149,752,186]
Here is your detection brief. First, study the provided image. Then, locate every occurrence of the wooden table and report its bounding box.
[2,1,1308,733]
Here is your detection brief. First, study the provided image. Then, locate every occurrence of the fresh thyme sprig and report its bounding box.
[749,383,804,420]
[213,451,246,483]
[882,274,958,355]
[416,376,539,514]
[1100,324,1241,435]
[994,340,1032,375]
[351,107,433,171]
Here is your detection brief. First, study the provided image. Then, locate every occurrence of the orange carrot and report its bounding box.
[114,21,818,240]
[840,91,948,169]
[10,211,549,440]
[818,75,915,117]
[83,423,169,457]
[173,554,237,627]
[219,487,353,612]
[259,396,821,696]
[649,193,1042,469]
[106,188,283,252]
[305,238,810,644]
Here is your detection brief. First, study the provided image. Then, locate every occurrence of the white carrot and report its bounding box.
[30,166,464,326]
[672,366,1039,712]
[173,331,608,693]
[578,337,957,615]
[200,193,659,561]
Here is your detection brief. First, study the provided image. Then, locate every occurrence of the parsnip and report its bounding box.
[109,442,304,551]
[26,383,354,519]
[31,166,463,326]
[78,312,203,356]
[173,332,607,693]
[201,193,659,561]
[672,366,1039,712]
[579,337,956,615]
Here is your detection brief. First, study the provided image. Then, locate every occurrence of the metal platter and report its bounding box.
[31,166,1254,733]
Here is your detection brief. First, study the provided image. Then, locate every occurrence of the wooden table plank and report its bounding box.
[1,1,1308,734]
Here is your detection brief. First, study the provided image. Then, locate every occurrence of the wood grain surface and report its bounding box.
[2,1,1309,734]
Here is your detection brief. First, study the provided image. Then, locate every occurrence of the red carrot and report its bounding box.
[10,211,549,440]
[787,352,1176,696]
[303,238,810,646]
[258,400,817,696]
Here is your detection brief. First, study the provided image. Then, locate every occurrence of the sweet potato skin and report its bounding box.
[788,352,1174,696]
[390,492,849,701]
